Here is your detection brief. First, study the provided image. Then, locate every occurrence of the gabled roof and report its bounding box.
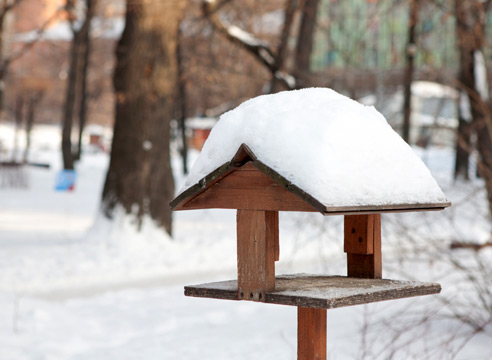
[171,88,450,213]
[171,144,450,214]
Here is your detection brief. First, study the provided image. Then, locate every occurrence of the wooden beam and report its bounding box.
[298,307,327,360]
[266,211,280,261]
[344,214,382,278]
[237,209,277,301]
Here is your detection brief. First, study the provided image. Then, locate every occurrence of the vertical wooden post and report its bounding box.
[344,214,382,278]
[298,307,327,360]
[237,209,277,301]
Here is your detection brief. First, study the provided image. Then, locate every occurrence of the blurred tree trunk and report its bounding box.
[402,0,419,144]
[294,0,319,88]
[75,0,97,160]
[176,20,188,174]
[11,95,23,162]
[454,95,471,180]
[23,92,42,164]
[455,0,492,211]
[0,0,22,111]
[62,0,97,169]
[102,0,185,235]
[270,0,299,93]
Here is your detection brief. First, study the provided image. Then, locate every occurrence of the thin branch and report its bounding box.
[202,0,295,90]
[1,6,64,74]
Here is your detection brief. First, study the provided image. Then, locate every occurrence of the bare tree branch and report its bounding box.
[0,6,64,76]
[202,0,296,90]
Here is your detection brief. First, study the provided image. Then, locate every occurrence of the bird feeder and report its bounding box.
[170,88,450,359]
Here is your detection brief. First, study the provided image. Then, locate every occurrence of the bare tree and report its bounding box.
[102,0,186,234]
[455,0,492,213]
[202,0,297,91]
[61,0,98,170]
[0,0,22,110]
[294,0,319,88]
[402,0,419,144]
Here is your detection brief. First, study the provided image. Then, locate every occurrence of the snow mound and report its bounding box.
[181,88,448,207]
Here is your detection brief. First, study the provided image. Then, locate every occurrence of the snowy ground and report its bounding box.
[1,124,491,359]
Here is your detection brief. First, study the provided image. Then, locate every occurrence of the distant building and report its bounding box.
[312,0,492,73]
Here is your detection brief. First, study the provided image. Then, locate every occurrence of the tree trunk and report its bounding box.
[12,95,23,162]
[102,0,185,235]
[454,99,471,180]
[270,0,299,93]
[61,29,81,170]
[176,20,188,174]
[23,93,41,164]
[75,0,97,160]
[402,0,419,144]
[294,0,319,88]
[455,0,492,211]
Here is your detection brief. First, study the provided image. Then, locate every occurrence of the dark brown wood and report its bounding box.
[237,210,276,301]
[298,307,326,360]
[266,211,280,261]
[184,274,442,309]
[345,214,382,278]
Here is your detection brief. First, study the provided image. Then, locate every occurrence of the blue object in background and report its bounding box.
[55,170,76,191]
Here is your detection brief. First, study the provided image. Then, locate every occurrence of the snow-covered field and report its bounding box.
[1,123,491,359]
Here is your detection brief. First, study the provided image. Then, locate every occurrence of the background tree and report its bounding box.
[402,0,419,144]
[455,0,492,212]
[101,0,186,235]
[61,0,97,170]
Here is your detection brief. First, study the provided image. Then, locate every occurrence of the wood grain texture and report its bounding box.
[184,274,441,309]
[266,211,280,261]
[344,214,374,254]
[345,214,382,279]
[236,210,276,301]
[298,307,327,360]
[181,163,318,212]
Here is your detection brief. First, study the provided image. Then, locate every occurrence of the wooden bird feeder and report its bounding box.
[170,145,450,359]
[170,89,451,359]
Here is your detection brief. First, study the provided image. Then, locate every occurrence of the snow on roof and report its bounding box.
[180,88,448,208]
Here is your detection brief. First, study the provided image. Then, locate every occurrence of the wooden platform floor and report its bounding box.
[185,274,441,309]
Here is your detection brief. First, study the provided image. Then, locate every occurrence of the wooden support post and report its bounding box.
[298,307,327,360]
[344,214,382,279]
[267,210,280,261]
[237,209,277,301]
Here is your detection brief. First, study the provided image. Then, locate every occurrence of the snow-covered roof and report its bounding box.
[173,88,449,213]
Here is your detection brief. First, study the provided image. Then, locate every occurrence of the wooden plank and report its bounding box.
[182,164,318,212]
[184,274,442,309]
[345,214,382,279]
[237,210,276,301]
[344,214,374,254]
[266,211,280,261]
[298,307,327,360]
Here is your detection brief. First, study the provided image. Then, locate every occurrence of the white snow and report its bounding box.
[181,88,448,207]
[227,25,268,48]
[1,123,491,359]
[474,50,490,101]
